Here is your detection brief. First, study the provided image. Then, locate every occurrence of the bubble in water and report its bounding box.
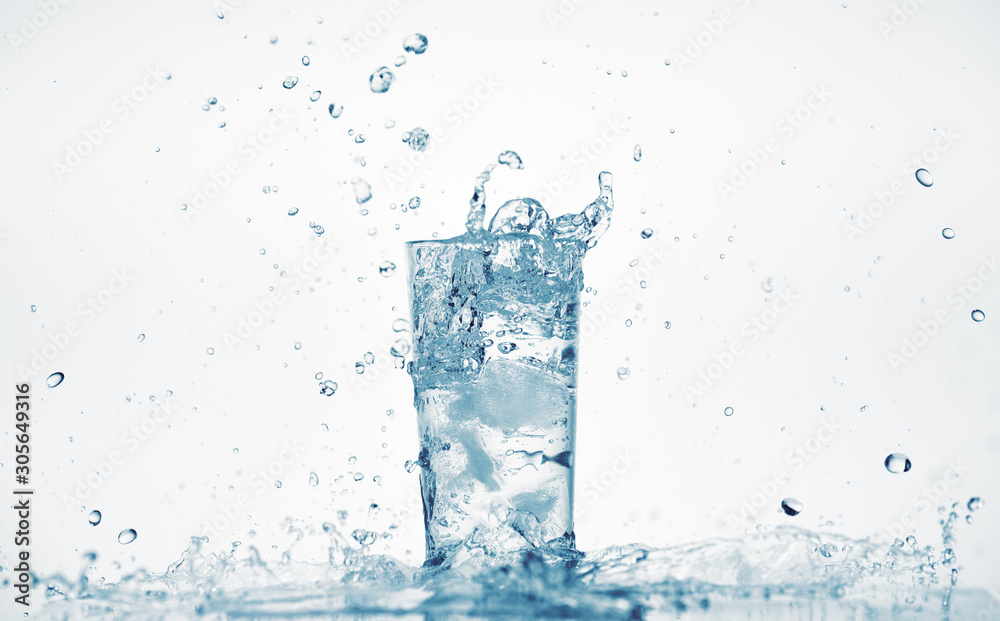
[402,33,428,54]
[640,228,653,239]
[353,472,364,481]
[860,405,868,412]
[275,481,282,489]
[390,338,410,357]
[328,103,343,118]
[30,305,36,312]
[392,318,409,332]
[369,67,394,93]
[137,333,145,342]
[498,150,523,169]
[663,321,671,329]
[616,367,630,380]
[309,472,319,487]
[46,372,65,388]
[408,196,421,210]
[288,207,299,216]
[319,380,338,396]
[309,90,321,102]
[207,347,215,355]
[967,497,984,512]
[633,144,642,162]
[915,168,933,187]
[780,498,803,516]
[354,134,366,144]
[394,55,407,67]
[88,510,101,526]
[905,535,918,549]
[942,227,955,239]
[884,453,912,474]
[407,127,429,151]
[118,529,137,544]
[282,76,298,89]
[379,260,397,277]
[352,178,372,204]
[971,309,985,322]
[724,406,733,416]
[497,342,518,354]
[405,459,419,473]
[355,362,365,374]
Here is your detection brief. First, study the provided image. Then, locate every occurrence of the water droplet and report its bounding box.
[905,535,918,549]
[274,480,282,489]
[309,90,321,102]
[282,76,298,89]
[390,338,410,357]
[233,447,239,454]
[269,35,278,44]
[781,498,803,516]
[406,127,429,151]
[355,362,366,375]
[353,472,364,481]
[616,366,630,380]
[761,277,773,293]
[885,453,912,474]
[319,380,338,396]
[46,372,64,388]
[118,529,137,544]
[369,67,394,93]
[640,228,653,239]
[405,459,419,473]
[408,196,421,210]
[259,248,266,256]
[354,133,366,144]
[633,144,642,162]
[29,305,37,312]
[301,55,310,66]
[352,178,372,204]
[968,497,984,512]
[402,33,428,54]
[309,472,319,487]
[287,206,299,216]
[315,372,323,380]
[364,352,375,365]
[860,405,868,412]
[328,103,343,118]
[942,227,955,239]
[394,55,407,67]
[88,510,101,526]
[207,347,215,355]
[379,260,397,277]
[664,59,671,66]
[971,309,985,322]
[498,150,523,169]
[780,159,786,165]
[392,318,409,332]
[724,406,733,416]
[915,168,933,187]
[663,321,671,329]
[497,342,518,354]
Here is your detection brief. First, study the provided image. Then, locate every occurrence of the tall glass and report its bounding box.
[406,234,581,562]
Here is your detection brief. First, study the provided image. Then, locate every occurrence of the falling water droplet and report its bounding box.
[402,33,428,54]
[407,127,429,151]
[379,260,397,277]
[369,67,394,93]
[905,535,918,549]
[781,498,803,516]
[328,103,343,118]
[408,196,421,210]
[282,76,299,89]
[29,305,37,312]
[287,206,299,216]
[355,362,365,374]
[88,510,101,525]
[971,309,985,322]
[118,529,137,544]
[319,380,338,396]
[207,347,215,355]
[497,342,518,354]
[942,228,955,239]
[633,144,642,162]
[274,480,282,489]
[640,228,653,239]
[46,372,65,388]
[724,406,733,416]
[301,55,310,66]
[915,168,933,187]
[967,497,984,512]
[309,90,321,102]
[663,321,671,329]
[498,150,523,169]
[137,333,145,342]
[352,178,372,204]
[860,405,868,412]
[885,453,912,474]
[616,367,630,380]
[309,472,319,487]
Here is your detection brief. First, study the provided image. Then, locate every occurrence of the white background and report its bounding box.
[1,0,998,611]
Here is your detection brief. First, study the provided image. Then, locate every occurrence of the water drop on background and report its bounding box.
[369,67,394,93]
[724,407,733,416]
[633,144,642,162]
[915,168,933,187]
[942,227,955,239]
[408,196,421,210]
[118,529,137,545]
[328,103,343,118]
[663,321,671,329]
[320,380,338,396]
[310,90,321,102]
[288,207,299,216]
[355,362,365,374]
[309,472,319,487]
[971,309,985,322]
[885,453,912,474]
[402,33,428,54]
[379,260,397,277]
[616,367,630,380]
[30,305,36,312]
[968,497,984,512]
[46,372,64,388]
[407,127,429,151]
[282,76,298,89]
[640,228,653,239]
[781,498,803,516]
[352,178,372,204]
[301,55,310,66]
[88,510,101,525]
